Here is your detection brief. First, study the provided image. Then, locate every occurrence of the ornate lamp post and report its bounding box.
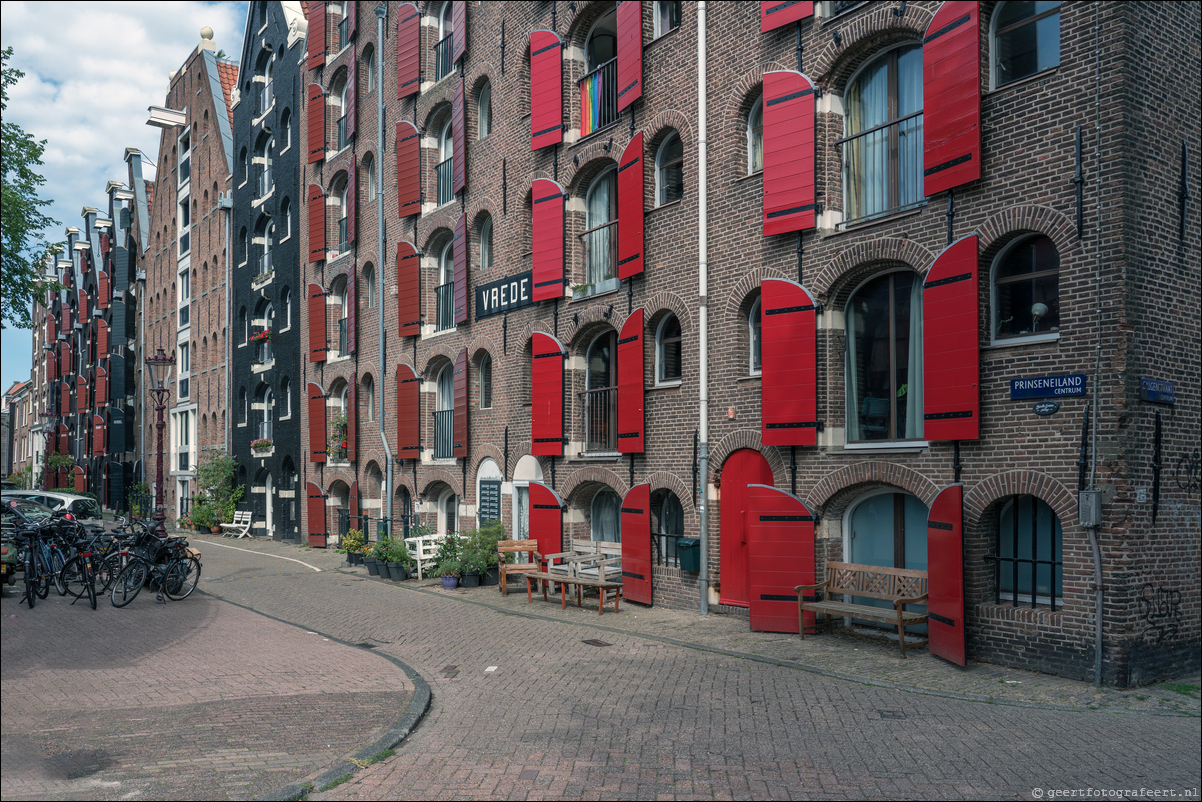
[144,347,175,538]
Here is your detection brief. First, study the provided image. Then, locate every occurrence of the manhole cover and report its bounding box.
[879,710,905,719]
[582,639,611,647]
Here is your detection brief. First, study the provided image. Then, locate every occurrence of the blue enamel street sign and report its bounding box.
[1139,377,1175,405]
[1010,374,1087,400]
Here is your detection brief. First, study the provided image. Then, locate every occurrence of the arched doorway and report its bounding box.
[718,448,774,607]
[844,488,929,624]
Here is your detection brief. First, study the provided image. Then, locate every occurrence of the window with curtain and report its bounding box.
[364,264,376,308]
[654,1,681,38]
[657,313,682,383]
[364,154,376,202]
[747,94,763,174]
[748,297,762,375]
[365,46,376,93]
[364,375,375,421]
[585,331,617,452]
[580,169,619,297]
[260,387,274,440]
[842,45,924,223]
[992,1,1061,88]
[281,287,291,328]
[478,80,492,138]
[479,216,493,271]
[437,119,454,205]
[591,489,621,543]
[845,270,923,441]
[993,234,1060,341]
[656,132,683,206]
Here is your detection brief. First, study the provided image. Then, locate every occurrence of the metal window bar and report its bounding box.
[432,409,454,458]
[990,494,1062,611]
[337,114,348,150]
[434,34,454,81]
[179,493,191,515]
[434,281,455,331]
[338,217,349,253]
[435,157,454,205]
[579,58,617,137]
[338,318,348,354]
[177,451,190,471]
[580,221,618,290]
[652,533,684,567]
[838,111,924,226]
[581,387,616,452]
[260,416,272,441]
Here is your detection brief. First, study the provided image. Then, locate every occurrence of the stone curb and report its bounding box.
[347,571,1200,720]
[190,591,433,802]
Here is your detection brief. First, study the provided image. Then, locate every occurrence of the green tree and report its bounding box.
[1,47,57,330]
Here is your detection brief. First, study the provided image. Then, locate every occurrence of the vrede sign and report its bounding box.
[475,270,533,320]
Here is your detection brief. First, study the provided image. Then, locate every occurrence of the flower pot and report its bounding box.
[461,571,481,588]
[348,552,361,566]
[365,558,381,576]
[441,575,459,590]
[386,561,404,581]
[482,566,499,586]
[210,525,222,534]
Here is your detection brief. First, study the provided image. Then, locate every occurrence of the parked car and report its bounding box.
[0,491,105,529]
[1,497,56,586]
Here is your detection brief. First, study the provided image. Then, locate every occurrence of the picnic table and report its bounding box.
[520,570,623,616]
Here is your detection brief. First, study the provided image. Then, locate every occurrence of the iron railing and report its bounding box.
[434,34,454,81]
[258,84,272,116]
[579,58,617,137]
[581,387,616,452]
[579,221,618,295]
[434,281,455,331]
[653,532,685,567]
[338,217,349,254]
[435,157,454,205]
[259,250,273,276]
[338,318,348,354]
[433,409,454,459]
[337,114,348,150]
[259,417,273,441]
[337,511,407,542]
[990,494,1063,611]
[839,111,924,225]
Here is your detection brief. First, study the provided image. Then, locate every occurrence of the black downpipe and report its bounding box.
[502,158,507,215]
[627,277,633,314]
[1151,411,1162,525]
[500,18,506,74]
[1077,403,1091,492]
[502,311,508,353]
[1073,125,1084,239]
[691,429,698,506]
[790,446,797,495]
[1180,142,1190,243]
[796,231,804,285]
[945,188,955,244]
[795,21,803,71]
[629,453,635,489]
[504,425,509,480]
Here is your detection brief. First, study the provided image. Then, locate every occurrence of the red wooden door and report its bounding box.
[718,448,774,607]
[927,484,966,666]
[307,85,325,164]
[453,348,468,458]
[620,483,652,605]
[527,481,563,565]
[922,0,981,196]
[395,362,420,460]
[306,481,327,547]
[532,179,565,301]
[306,1,326,69]
[396,241,420,337]
[761,0,813,32]
[453,214,469,324]
[531,332,565,456]
[615,0,643,113]
[747,484,815,633]
[452,76,466,194]
[762,70,817,236]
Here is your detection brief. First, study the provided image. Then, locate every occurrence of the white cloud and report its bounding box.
[1,1,248,390]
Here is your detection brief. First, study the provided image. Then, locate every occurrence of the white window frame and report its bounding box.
[654,131,683,207]
[655,313,682,386]
[478,81,492,138]
[364,376,375,421]
[653,1,681,39]
[748,297,762,375]
[479,216,493,271]
[990,0,1062,91]
[479,354,493,409]
[989,233,1062,347]
[178,129,191,188]
[747,94,763,174]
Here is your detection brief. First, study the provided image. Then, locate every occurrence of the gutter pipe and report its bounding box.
[697,1,710,617]
[377,5,394,530]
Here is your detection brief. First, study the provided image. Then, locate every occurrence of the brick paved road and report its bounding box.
[0,566,414,801]
[186,539,1200,801]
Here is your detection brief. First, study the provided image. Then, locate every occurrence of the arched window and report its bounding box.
[844,45,924,223]
[479,354,493,408]
[242,147,250,186]
[364,263,376,307]
[240,226,249,265]
[363,375,375,421]
[257,216,274,275]
[257,302,275,363]
[280,197,291,239]
[581,168,619,297]
[258,52,274,115]
[438,487,459,534]
[653,489,684,565]
[434,363,454,458]
[582,9,618,135]
[992,234,1060,342]
[991,1,1061,89]
[333,276,349,354]
[280,109,292,151]
[435,2,455,80]
[364,45,376,93]
[334,72,350,149]
[281,287,292,328]
[435,239,455,331]
[239,306,248,343]
[478,215,493,271]
[748,297,762,375]
[995,494,1063,606]
[239,387,248,424]
[436,117,454,205]
[655,132,684,206]
[337,179,350,253]
[280,376,291,417]
[585,331,617,452]
[478,80,492,138]
[260,387,274,440]
[654,1,682,38]
[845,270,923,442]
[591,488,621,543]
[656,313,682,384]
[336,0,350,49]
[747,94,763,174]
[364,153,376,202]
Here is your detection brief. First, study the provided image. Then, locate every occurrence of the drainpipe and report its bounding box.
[219,191,233,455]
[697,1,710,617]
[1087,0,1104,689]
[377,4,394,530]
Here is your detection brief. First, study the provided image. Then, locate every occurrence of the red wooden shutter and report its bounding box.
[349,480,360,527]
[747,484,815,634]
[760,278,817,446]
[927,483,966,666]
[61,382,71,417]
[80,290,89,321]
[531,332,565,456]
[453,214,468,324]
[95,366,108,407]
[47,314,56,344]
[306,481,328,547]
[396,3,421,99]
[923,0,981,196]
[97,320,109,356]
[308,382,327,463]
[98,271,111,309]
[452,76,466,194]
[760,0,813,32]
[762,70,817,236]
[923,234,979,441]
[529,31,563,150]
[615,0,643,113]
[620,483,652,605]
[346,0,357,39]
[48,350,58,381]
[617,131,644,279]
[307,84,326,164]
[77,375,89,413]
[396,362,420,460]
[528,481,564,565]
[396,121,421,217]
[62,341,73,377]
[93,415,106,456]
[346,44,358,143]
[346,373,357,462]
[307,1,326,69]
[346,266,357,354]
[101,232,110,254]
[396,241,421,336]
[347,161,357,246]
[308,283,328,362]
[617,308,644,453]
[532,179,565,302]
[453,348,468,458]
[451,0,467,64]
[74,465,86,493]
[57,466,67,490]
[308,184,326,262]
[57,424,69,455]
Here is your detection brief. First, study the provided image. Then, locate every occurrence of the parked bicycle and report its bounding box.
[110,537,202,607]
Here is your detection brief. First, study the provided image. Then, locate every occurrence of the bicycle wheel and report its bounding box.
[24,559,36,609]
[86,566,97,610]
[110,560,149,608]
[162,556,202,600]
[97,553,124,593]
[51,549,69,596]
[60,556,89,599]
[35,568,50,599]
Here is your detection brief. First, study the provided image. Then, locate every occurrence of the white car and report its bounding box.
[0,491,105,528]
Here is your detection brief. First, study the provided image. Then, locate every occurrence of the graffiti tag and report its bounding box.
[1138,584,1182,644]
[1175,449,1200,495]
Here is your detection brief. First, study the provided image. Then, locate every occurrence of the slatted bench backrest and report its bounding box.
[825,562,928,601]
[498,539,539,564]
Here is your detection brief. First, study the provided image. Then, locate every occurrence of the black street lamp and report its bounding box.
[144,347,175,538]
[38,412,55,490]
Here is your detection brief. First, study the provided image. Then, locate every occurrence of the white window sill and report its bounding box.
[738,373,762,383]
[984,332,1060,350]
[576,451,621,460]
[652,380,682,391]
[842,440,929,452]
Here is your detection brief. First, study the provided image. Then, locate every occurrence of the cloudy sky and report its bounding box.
[1,0,248,393]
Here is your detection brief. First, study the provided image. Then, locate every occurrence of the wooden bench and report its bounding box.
[497,539,542,596]
[219,510,253,539]
[795,562,929,658]
[403,532,447,580]
[544,538,622,583]
[519,570,623,616]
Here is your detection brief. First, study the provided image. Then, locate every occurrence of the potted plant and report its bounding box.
[475,520,505,586]
[190,498,218,532]
[459,549,486,588]
[251,438,273,453]
[329,414,348,461]
[342,529,366,566]
[439,558,462,589]
[176,512,193,530]
[386,539,412,580]
[433,531,460,584]
[195,449,244,529]
[365,540,388,576]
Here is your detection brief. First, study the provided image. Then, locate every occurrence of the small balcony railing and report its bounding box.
[579,58,617,137]
[258,340,273,364]
[577,220,619,297]
[258,167,272,198]
[432,409,454,459]
[581,386,616,452]
[435,157,454,205]
[838,111,924,225]
[338,217,349,254]
[337,115,348,150]
[179,230,190,254]
[434,281,455,332]
[434,34,454,81]
[259,251,273,277]
[178,304,190,328]
[259,419,273,442]
[178,377,190,400]
[338,318,348,354]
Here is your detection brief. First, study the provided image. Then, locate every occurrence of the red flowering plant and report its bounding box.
[249,328,272,344]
